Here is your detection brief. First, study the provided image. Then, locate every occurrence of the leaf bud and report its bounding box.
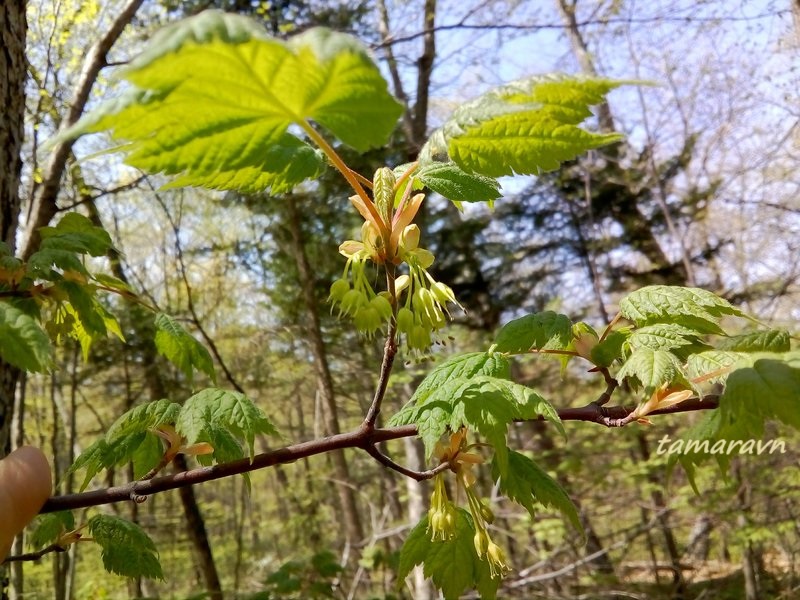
[373,167,396,225]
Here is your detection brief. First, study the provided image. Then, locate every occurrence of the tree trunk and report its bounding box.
[0,2,27,495]
[284,195,364,546]
[636,433,686,599]
[403,435,434,599]
[175,454,224,600]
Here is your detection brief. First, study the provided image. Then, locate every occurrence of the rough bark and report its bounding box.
[284,195,364,546]
[0,0,26,450]
[0,4,27,594]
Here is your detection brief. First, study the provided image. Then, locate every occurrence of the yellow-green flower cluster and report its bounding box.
[330,166,464,348]
[431,429,510,579]
[329,231,393,338]
[427,474,458,541]
[394,224,463,352]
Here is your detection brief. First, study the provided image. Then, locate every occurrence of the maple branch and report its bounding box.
[39,396,719,515]
[2,543,68,564]
[593,366,619,407]
[362,444,451,482]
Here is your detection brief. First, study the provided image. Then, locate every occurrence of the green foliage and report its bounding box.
[28,512,75,549]
[414,162,502,204]
[59,11,402,194]
[0,301,53,372]
[68,392,278,489]
[0,212,126,367]
[88,514,164,580]
[392,376,560,476]
[397,510,499,600]
[673,352,800,488]
[616,347,688,394]
[67,399,182,489]
[494,310,573,354]
[721,353,800,433]
[420,75,624,177]
[38,212,113,256]
[619,284,746,334]
[154,313,216,383]
[400,352,511,407]
[625,323,710,358]
[718,329,791,352]
[176,388,279,463]
[492,450,582,535]
[250,551,343,599]
[685,350,741,384]
[24,3,797,595]
[389,351,561,463]
[589,329,630,367]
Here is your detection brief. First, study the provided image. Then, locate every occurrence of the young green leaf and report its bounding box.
[420,75,624,178]
[717,329,791,353]
[88,514,164,580]
[57,11,402,194]
[162,133,324,195]
[0,301,53,373]
[625,323,710,358]
[589,329,630,367]
[451,385,519,474]
[616,347,685,393]
[721,353,800,432]
[38,212,113,257]
[105,399,182,441]
[29,512,75,550]
[686,350,741,384]
[414,161,501,204]
[397,510,500,600]
[26,248,89,279]
[154,313,216,383]
[485,378,564,437]
[67,399,181,489]
[176,388,279,462]
[492,450,582,536]
[619,285,746,334]
[494,311,573,354]
[391,375,560,462]
[402,352,511,407]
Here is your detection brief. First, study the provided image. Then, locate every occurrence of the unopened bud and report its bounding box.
[399,224,420,253]
[373,167,396,225]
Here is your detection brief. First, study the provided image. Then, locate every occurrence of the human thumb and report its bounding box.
[0,446,52,561]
